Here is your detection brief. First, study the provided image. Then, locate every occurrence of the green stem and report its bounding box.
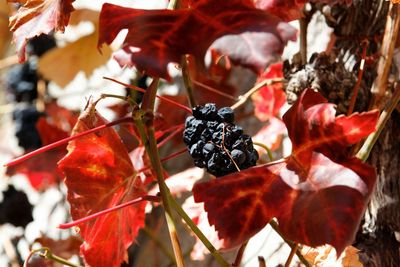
[269,221,311,267]
[142,226,176,264]
[253,142,274,161]
[24,248,82,267]
[168,0,181,9]
[356,83,400,161]
[181,55,196,108]
[100,93,128,102]
[169,196,231,267]
[134,117,186,267]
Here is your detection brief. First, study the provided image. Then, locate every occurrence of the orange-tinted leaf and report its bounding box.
[8,0,75,61]
[252,62,286,121]
[98,0,296,80]
[193,89,378,255]
[0,2,12,57]
[58,103,146,267]
[38,30,112,87]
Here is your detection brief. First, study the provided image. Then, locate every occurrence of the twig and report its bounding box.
[347,41,368,115]
[356,82,400,161]
[231,78,285,110]
[370,2,400,109]
[169,196,231,267]
[269,220,311,267]
[284,243,299,267]
[181,55,196,108]
[233,241,248,267]
[168,0,181,9]
[253,142,274,161]
[258,256,267,267]
[103,77,192,113]
[24,247,82,267]
[135,115,186,267]
[299,17,308,65]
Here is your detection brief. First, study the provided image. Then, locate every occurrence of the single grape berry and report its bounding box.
[183,104,258,177]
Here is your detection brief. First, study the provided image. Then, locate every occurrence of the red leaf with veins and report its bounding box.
[8,0,75,61]
[252,62,286,121]
[193,89,378,255]
[58,103,146,267]
[98,0,296,80]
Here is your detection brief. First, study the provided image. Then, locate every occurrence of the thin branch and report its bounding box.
[258,256,267,267]
[135,116,186,267]
[169,196,231,267]
[233,241,248,267]
[284,243,299,267]
[253,142,274,161]
[356,82,400,161]
[347,41,368,115]
[370,3,400,109]
[181,55,196,108]
[299,17,308,65]
[24,247,82,267]
[231,78,285,110]
[269,220,311,267]
[103,77,192,113]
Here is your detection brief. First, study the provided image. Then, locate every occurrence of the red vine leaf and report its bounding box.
[252,62,286,121]
[98,0,296,80]
[193,89,379,255]
[8,0,75,61]
[58,102,146,267]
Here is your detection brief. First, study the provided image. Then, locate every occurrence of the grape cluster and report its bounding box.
[0,186,33,227]
[12,105,43,150]
[6,61,39,103]
[183,104,258,177]
[6,34,56,150]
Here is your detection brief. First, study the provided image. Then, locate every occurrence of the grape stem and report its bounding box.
[24,247,82,267]
[231,78,285,110]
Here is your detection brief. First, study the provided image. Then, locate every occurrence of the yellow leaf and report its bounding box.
[0,2,11,57]
[38,30,112,87]
[69,8,100,26]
